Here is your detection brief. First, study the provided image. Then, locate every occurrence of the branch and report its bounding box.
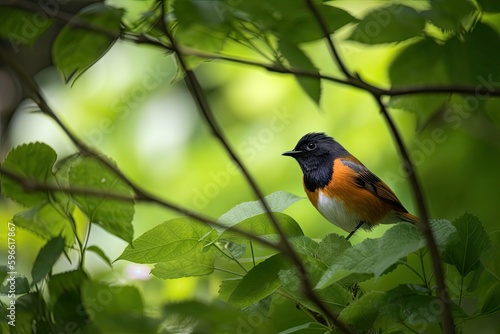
[0,165,280,250]
[371,95,455,334]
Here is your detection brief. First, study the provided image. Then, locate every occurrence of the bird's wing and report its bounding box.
[340,158,408,212]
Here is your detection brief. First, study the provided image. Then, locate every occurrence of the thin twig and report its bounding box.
[372,95,455,333]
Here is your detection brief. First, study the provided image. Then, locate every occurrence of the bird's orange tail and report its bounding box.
[397,211,419,224]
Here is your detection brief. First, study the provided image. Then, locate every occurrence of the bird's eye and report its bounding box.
[306,142,316,150]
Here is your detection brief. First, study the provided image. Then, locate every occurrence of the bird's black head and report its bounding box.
[282,132,349,190]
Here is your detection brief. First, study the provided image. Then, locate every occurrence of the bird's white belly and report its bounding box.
[316,192,363,233]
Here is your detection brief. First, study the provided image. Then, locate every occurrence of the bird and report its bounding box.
[283,132,418,239]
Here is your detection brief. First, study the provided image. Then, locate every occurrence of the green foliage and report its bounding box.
[52,4,124,84]
[348,5,425,44]
[443,212,491,277]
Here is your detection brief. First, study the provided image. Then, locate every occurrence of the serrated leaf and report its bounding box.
[481,231,500,280]
[87,245,112,267]
[217,278,241,302]
[278,39,320,105]
[429,0,478,32]
[219,212,303,243]
[31,237,65,285]
[0,6,53,50]
[480,282,500,315]
[389,38,450,117]
[443,212,491,277]
[52,4,123,85]
[48,269,87,301]
[13,203,74,247]
[348,5,425,44]
[383,285,445,324]
[117,217,215,263]
[227,253,291,308]
[69,156,135,243]
[151,250,215,279]
[316,233,351,267]
[0,276,29,295]
[317,221,455,288]
[339,291,385,331]
[217,191,302,232]
[1,142,57,207]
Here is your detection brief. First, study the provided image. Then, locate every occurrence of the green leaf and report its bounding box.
[217,191,302,231]
[82,281,159,333]
[117,217,215,263]
[278,39,321,105]
[233,0,356,43]
[445,23,500,86]
[339,291,385,331]
[69,156,135,243]
[31,237,65,285]
[52,4,124,84]
[0,266,7,285]
[348,5,425,44]
[480,282,500,315]
[389,38,450,117]
[217,278,241,302]
[13,202,74,247]
[227,253,291,308]
[174,23,226,73]
[0,275,30,295]
[317,221,455,288]
[1,142,57,207]
[316,233,351,267]
[288,235,319,256]
[280,4,357,43]
[0,6,53,50]
[481,231,500,280]
[443,212,491,277]
[219,212,303,242]
[87,245,112,267]
[383,285,450,324]
[48,269,88,301]
[151,250,215,279]
[477,0,500,12]
[163,300,272,333]
[428,0,478,32]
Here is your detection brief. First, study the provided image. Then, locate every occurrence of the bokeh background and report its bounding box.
[1,0,499,332]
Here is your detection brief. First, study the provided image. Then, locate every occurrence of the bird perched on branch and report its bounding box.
[283,132,418,239]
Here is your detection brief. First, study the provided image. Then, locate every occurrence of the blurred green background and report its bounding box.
[1,0,500,332]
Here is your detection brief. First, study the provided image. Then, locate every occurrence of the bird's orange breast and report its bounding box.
[304,159,393,227]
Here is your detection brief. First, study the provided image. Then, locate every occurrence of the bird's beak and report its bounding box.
[282,150,302,157]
